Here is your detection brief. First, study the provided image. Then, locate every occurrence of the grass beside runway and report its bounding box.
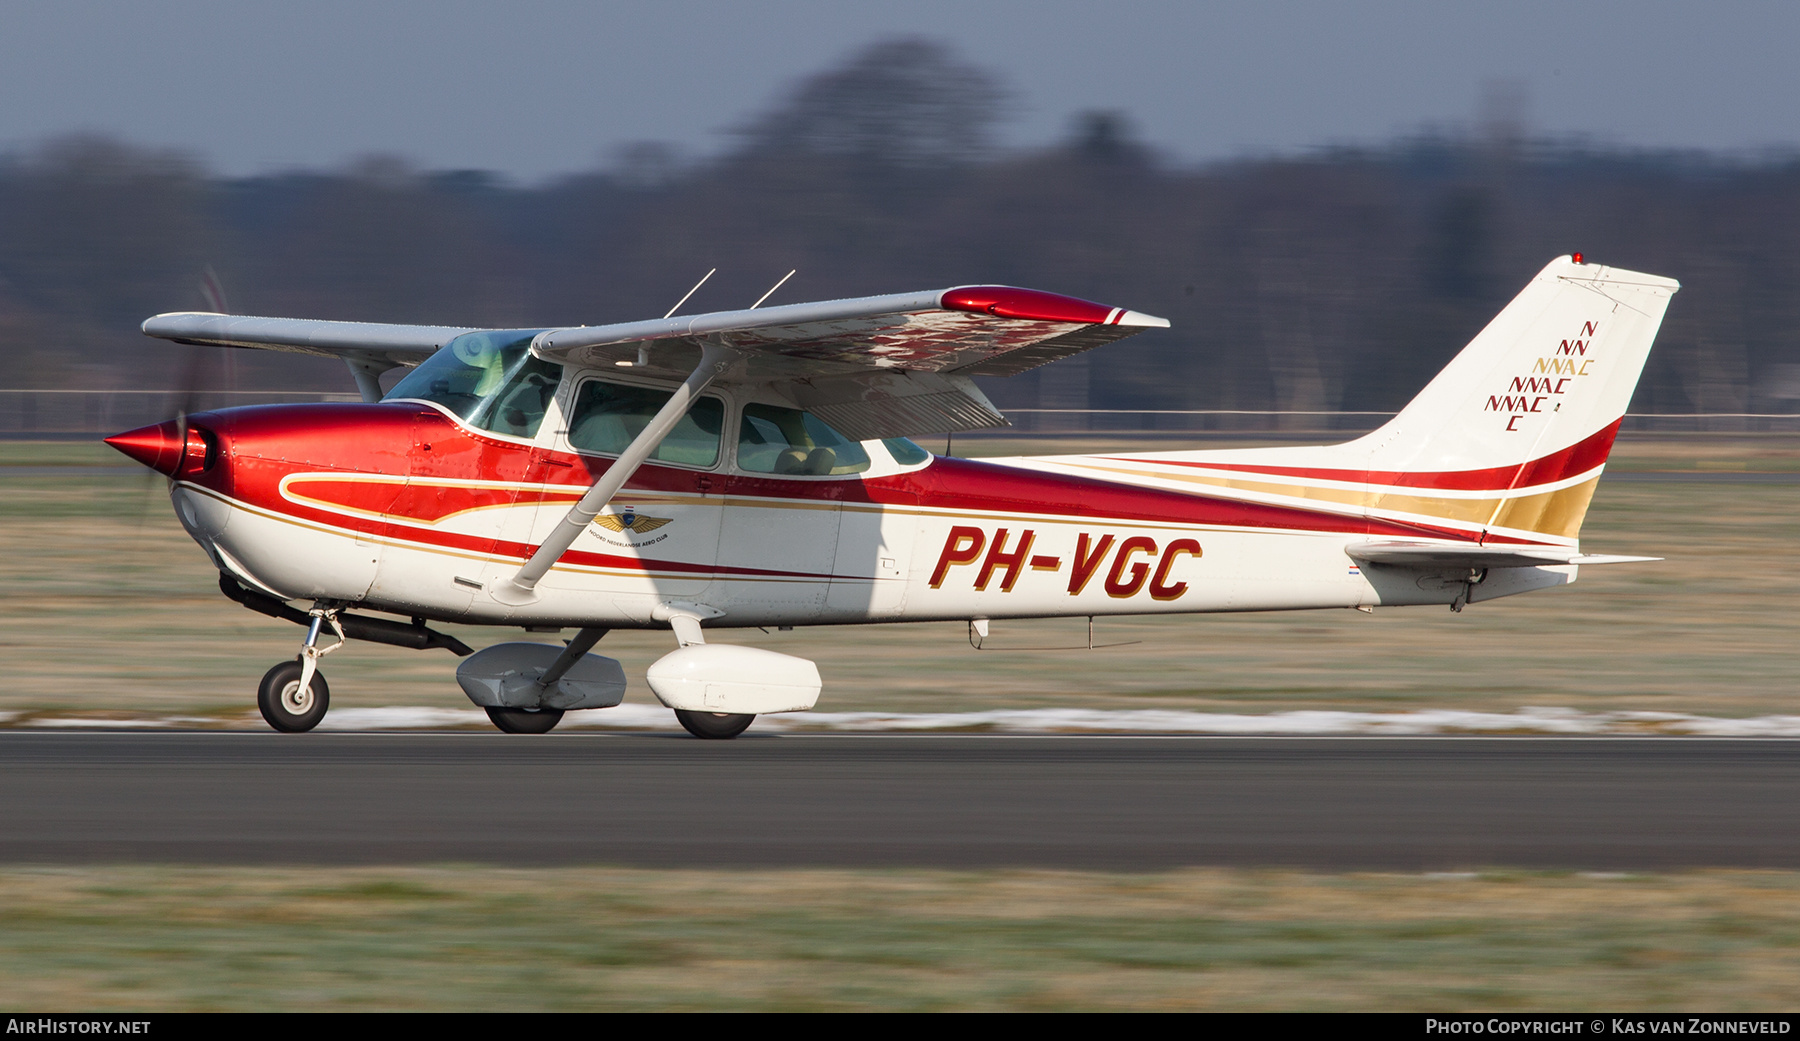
[2,866,1798,1011]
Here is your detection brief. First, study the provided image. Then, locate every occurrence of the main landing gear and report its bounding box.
[485,706,565,734]
[674,709,755,740]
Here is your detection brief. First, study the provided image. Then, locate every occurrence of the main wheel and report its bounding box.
[485,706,565,734]
[257,660,330,733]
[674,709,755,740]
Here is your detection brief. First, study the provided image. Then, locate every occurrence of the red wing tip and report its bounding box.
[941,286,1168,328]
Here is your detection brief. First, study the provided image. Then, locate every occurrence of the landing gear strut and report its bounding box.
[258,603,344,733]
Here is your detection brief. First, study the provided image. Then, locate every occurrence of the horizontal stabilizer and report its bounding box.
[1347,541,1661,569]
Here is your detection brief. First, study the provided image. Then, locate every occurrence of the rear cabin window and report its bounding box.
[736,403,871,476]
[882,437,932,466]
[566,380,724,467]
[385,331,562,438]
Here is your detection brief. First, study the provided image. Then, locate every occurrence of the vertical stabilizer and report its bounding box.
[1341,255,1679,542]
[1357,257,1677,472]
[1042,257,1680,548]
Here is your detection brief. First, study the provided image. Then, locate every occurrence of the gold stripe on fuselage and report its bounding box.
[1048,462,1601,540]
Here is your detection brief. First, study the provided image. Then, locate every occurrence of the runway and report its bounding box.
[4,732,1799,870]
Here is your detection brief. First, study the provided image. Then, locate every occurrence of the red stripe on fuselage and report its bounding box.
[1104,420,1623,491]
[896,456,1512,542]
[184,403,1546,566]
[285,477,580,523]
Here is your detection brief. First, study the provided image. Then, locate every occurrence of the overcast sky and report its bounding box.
[4,0,1798,179]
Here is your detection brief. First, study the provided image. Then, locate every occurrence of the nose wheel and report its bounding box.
[257,659,331,732]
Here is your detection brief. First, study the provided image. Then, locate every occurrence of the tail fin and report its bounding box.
[1046,256,1676,547]
[1344,255,1678,543]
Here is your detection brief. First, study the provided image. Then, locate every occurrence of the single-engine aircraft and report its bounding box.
[108,255,1677,737]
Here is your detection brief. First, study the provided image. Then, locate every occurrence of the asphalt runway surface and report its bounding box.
[5,733,1800,870]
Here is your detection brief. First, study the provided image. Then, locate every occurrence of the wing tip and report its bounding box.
[940,286,1168,328]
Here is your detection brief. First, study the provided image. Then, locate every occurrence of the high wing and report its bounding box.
[1346,541,1661,569]
[530,286,1165,376]
[140,313,480,403]
[142,285,1168,439]
[140,313,476,369]
[532,286,1166,439]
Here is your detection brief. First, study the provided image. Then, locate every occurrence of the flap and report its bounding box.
[785,371,1006,440]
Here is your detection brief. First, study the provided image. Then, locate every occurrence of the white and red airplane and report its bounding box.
[108,255,1677,737]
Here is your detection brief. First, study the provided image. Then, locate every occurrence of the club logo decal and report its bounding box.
[591,506,674,548]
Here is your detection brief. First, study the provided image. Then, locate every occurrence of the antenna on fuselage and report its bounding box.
[663,268,716,320]
[749,270,795,309]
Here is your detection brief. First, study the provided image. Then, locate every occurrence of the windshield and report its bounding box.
[386,330,562,438]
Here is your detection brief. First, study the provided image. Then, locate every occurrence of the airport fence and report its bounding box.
[0,390,363,439]
[0,390,1796,439]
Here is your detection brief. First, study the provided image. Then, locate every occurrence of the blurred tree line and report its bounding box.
[2,38,1797,423]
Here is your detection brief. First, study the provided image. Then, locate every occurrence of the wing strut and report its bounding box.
[343,354,398,403]
[491,341,740,607]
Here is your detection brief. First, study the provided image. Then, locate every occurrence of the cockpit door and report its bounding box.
[711,401,869,622]
[525,374,726,610]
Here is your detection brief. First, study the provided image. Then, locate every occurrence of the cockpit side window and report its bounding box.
[566,379,724,468]
[736,403,871,476]
[385,330,562,439]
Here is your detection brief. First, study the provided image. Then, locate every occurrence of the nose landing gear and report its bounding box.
[257,659,331,732]
[257,603,344,733]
